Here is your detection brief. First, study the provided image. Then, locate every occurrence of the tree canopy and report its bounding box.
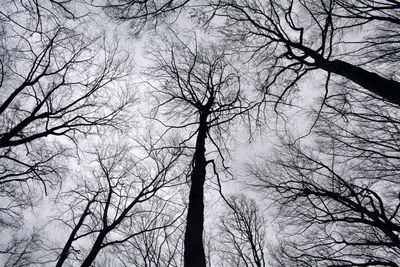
[1,0,399,266]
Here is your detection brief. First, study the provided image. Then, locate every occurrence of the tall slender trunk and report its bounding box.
[184,112,208,267]
[56,202,93,267]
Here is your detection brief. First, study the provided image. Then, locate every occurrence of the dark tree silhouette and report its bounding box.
[0,2,135,265]
[54,141,185,267]
[209,0,400,106]
[146,34,253,267]
[249,84,400,266]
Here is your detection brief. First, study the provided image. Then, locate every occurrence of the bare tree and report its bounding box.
[0,0,134,229]
[216,194,266,267]
[248,84,400,266]
[146,33,253,267]
[53,140,185,267]
[207,0,400,106]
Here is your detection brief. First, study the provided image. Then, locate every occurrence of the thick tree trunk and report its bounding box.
[317,58,400,106]
[289,41,400,105]
[184,113,208,267]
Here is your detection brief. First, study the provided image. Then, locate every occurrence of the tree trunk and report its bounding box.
[316,58,400,106]
[56,202,92,267]
[289,41,400,105]
[80,231,107,267]
[184,112,208,267]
